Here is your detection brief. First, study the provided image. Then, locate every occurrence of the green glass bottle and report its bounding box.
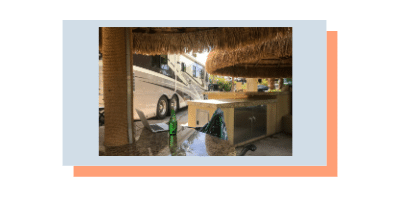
[169,107,177,135]
[169,135,177,156]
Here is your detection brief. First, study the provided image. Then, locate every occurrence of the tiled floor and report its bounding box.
[235,132,292,156]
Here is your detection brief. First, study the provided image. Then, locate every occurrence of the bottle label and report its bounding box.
[169,121,177,135]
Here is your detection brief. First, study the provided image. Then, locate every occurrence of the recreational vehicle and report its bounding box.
[132,53,208,120]
[99,53,209,125]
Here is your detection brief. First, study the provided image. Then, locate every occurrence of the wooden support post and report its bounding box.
[102,27,133,148]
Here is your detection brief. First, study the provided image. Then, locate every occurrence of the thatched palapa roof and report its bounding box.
[205,30,292,78]
[99,27,292,78]
[100,27,291,55]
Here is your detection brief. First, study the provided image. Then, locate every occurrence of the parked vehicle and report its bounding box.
[132,53,209,120]
[257,85,269,92]
[208,83,220,91]
[99,53,209,123]
[284,78,292,85]
[235,77,246,83]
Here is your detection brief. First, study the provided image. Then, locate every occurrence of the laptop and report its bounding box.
[136,109,169,132]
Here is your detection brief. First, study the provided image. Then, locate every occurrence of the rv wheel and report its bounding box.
[169,95,179,114]
[156,96,169,119]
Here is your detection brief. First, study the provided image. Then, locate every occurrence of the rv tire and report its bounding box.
[169,95,179,115]
[156,96,169,119]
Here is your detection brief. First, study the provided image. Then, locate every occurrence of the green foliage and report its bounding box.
[206,77,284,92]
[208,75,234,91]
[284,78,292,85]
[218,81,232,91]
[259,79,268,86]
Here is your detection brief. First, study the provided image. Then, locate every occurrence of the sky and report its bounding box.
[188,51,209,65]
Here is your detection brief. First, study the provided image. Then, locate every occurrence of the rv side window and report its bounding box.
[192,65,196,77]
[132,54,162,75]
[160,55,168,65]
[151,55,160,69]
[200,68,204,79]
[160,64,175,79]
[181,63,186,72]
[159,55,175,79]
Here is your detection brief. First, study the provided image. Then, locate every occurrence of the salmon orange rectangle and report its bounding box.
[74,31,337,177]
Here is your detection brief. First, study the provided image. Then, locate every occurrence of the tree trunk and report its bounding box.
[278,78,283,90]
[268,78,275,90]
[102,27,129,147]
[231,76,235,92]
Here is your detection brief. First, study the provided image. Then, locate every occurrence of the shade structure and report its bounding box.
[99,27,291,55]
[205,30,292,78]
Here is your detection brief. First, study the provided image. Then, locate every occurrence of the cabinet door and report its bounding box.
[234,106,253,144]
[252,105,267,139]
[196,109,209,127]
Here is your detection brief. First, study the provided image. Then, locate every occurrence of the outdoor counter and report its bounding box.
[204,91,291,100]
[187,99,279,146]
[204,91,292,136]
[187,99,277,108]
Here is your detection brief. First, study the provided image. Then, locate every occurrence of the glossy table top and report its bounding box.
[133,125,236,156]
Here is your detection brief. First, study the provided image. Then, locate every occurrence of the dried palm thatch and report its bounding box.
[99,27,102,50]
[99,27,292,77]
[129,27,291,55]
[205,31,292,78]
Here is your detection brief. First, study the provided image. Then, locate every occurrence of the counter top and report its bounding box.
[187,99,277,108]
[133,126,236,156]
[100,111,236,156]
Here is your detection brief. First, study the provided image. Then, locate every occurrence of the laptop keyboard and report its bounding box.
[150,124,165,131]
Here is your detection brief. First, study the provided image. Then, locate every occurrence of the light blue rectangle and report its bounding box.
[63,20,327,166]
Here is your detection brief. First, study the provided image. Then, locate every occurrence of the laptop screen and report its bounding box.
[135,109,152,130]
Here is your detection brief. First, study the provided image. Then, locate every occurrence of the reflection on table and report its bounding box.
[134,125,236,156]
